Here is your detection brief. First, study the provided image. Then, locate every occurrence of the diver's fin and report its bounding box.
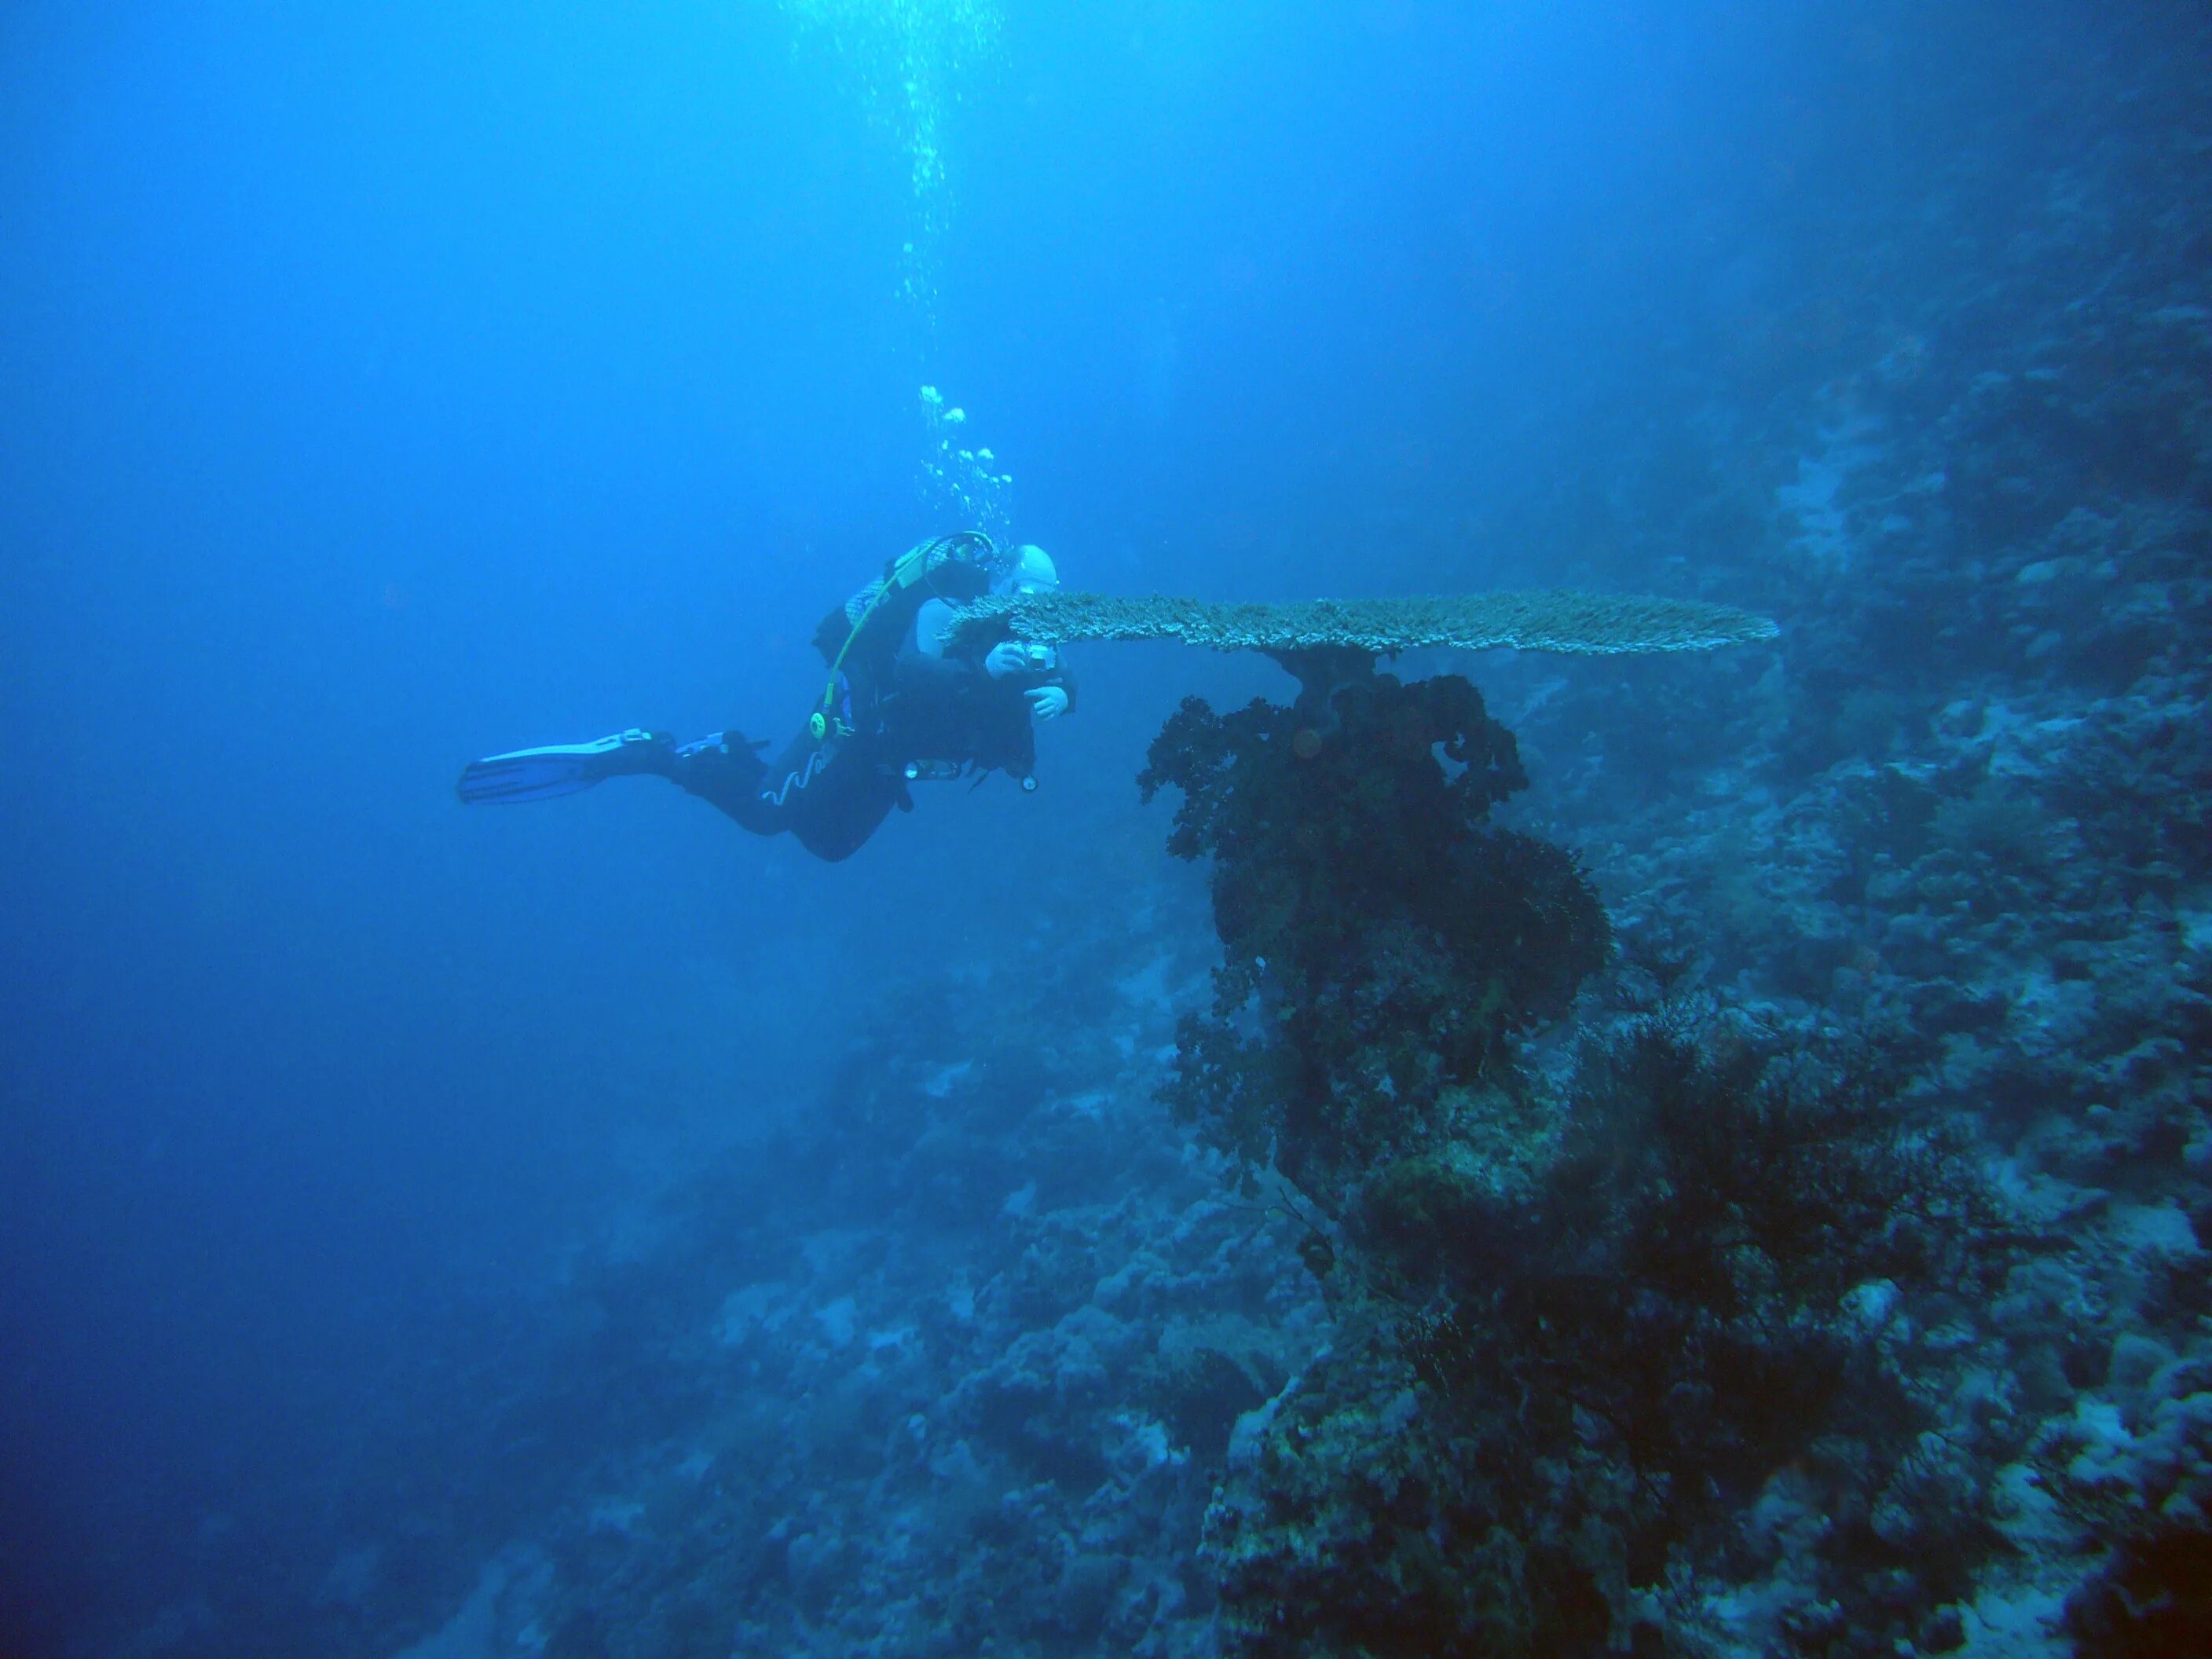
[456,730,672,805]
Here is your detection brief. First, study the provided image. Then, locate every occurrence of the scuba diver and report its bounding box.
[456,535,1073,862]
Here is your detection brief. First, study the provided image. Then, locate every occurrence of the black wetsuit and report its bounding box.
[663,610,1075,863]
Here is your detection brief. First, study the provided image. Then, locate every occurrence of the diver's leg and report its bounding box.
[456,729,676,804]
[786,755,901,862]
[668,731,785,836]
[669,730,899,858]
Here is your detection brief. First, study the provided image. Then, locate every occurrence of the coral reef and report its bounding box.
[1138,660,2010,1655]
[1207,1015,2010,1658]
[948,588,1781,660]
[1137,672,1608,1208]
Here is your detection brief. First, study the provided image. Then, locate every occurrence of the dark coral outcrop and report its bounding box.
[1138,672,1609,1208]
[1142,669,2009,1656]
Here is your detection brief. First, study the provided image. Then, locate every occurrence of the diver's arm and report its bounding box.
[892,625,1071,720]
[888,645,985,696]
[912,598,961,660]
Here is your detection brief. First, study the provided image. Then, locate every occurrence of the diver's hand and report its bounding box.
[1027,685,1070,721]
[986,641,1057,679]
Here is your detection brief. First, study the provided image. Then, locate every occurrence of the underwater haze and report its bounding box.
[4,2,2210,1656]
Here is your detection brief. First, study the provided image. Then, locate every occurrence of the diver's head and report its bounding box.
[998,544,1060,597]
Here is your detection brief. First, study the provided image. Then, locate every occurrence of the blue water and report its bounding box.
[5,4,2207,1657]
